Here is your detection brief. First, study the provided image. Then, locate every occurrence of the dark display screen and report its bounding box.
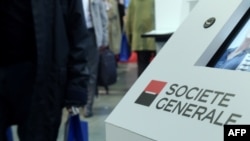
[207,8,250,71]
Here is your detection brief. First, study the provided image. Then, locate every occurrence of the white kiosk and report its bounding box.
[106,0,250,140]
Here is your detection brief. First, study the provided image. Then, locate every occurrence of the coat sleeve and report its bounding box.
[99,0,109,47]
[63,0,90,107]
[124,0,133,45]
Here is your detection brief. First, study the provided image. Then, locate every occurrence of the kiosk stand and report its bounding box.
[141,30,173,53]
[106,0,250,141]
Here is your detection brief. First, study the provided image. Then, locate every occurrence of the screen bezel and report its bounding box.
[206,7,250,68]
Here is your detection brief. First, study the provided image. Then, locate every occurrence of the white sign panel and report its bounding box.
[106,0,250,141]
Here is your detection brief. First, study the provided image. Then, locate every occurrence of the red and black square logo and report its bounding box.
[135,80,167,106]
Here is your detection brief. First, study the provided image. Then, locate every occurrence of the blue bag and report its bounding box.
[65,114,88,141]
[6,127,13,141]
[119,32,131,62]
[98,48,117,87]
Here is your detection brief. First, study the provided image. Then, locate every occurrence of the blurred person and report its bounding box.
[82,0,109,117]
[117,0,125,31]
[125,0,156,77]
[0,0,89,141]
[105,0,122,58]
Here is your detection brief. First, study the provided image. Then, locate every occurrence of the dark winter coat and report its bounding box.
[26,0,89,140]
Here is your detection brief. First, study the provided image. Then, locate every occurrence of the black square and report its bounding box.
[135,92,157,107]
[224,125,250,141]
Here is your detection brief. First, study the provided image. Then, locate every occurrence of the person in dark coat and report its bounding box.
[117,0,125,31]
[0,0,89,141]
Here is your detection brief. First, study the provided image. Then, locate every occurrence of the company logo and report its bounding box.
[135,80,244,127]
[224,125,250,141]
[135,80,167,106]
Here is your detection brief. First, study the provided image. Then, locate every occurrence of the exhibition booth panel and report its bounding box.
[106,0,250,141]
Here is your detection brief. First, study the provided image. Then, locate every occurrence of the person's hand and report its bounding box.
[99,46,108,52]
[66,106,80,115]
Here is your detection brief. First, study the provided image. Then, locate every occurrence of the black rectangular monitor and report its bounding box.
[207,8,250,71]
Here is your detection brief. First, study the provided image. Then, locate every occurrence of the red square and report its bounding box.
[144,80,167,94]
